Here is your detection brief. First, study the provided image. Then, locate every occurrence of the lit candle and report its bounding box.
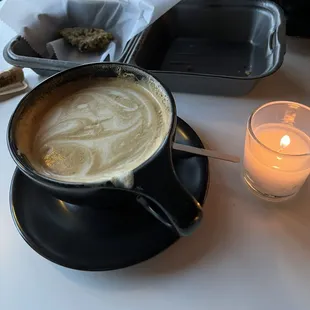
[243,101,310,201]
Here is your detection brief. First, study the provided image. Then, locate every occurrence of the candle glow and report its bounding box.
[243,101,310,201]
[280,134,290,149]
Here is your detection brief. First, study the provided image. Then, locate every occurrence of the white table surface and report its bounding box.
[1,11,310,310]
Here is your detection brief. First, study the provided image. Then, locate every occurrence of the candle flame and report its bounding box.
[280,135,290,149]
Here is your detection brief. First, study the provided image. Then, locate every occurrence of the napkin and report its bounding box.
[0,0,181,62]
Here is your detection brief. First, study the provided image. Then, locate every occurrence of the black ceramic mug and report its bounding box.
[7,63,203,236]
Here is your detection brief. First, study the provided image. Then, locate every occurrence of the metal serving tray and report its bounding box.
[126,0,286,96]
[3,36,135,76]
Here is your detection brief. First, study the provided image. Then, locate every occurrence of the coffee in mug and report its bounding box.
[15,77,171,185]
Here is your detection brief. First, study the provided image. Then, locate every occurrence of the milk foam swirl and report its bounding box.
[20,78,170,183]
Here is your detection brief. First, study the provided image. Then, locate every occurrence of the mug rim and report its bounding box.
[7,62,177,188]
[247,100,310,158]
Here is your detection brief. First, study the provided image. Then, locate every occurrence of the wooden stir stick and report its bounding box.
[173,143,240,163]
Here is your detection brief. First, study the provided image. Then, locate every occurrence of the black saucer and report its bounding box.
[10,118,209,271]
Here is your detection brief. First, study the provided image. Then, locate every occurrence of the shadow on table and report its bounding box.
[271,180,310,248]
[246,69,306,102]
[239,178,310,257]
[287,37,310,56]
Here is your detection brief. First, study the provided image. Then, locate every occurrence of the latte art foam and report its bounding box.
[16,78,171,183]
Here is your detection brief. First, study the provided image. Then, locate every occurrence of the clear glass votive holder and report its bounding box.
[243,101,310,202]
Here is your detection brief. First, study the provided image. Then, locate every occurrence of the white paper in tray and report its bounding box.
[0,0,181,63]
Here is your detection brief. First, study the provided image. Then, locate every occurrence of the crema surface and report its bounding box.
[16,78,171,183]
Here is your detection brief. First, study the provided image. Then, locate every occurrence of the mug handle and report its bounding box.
[134,147,203,237]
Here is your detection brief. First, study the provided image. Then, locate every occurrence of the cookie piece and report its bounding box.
[0,67,24,89]
[60,27,114,52]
